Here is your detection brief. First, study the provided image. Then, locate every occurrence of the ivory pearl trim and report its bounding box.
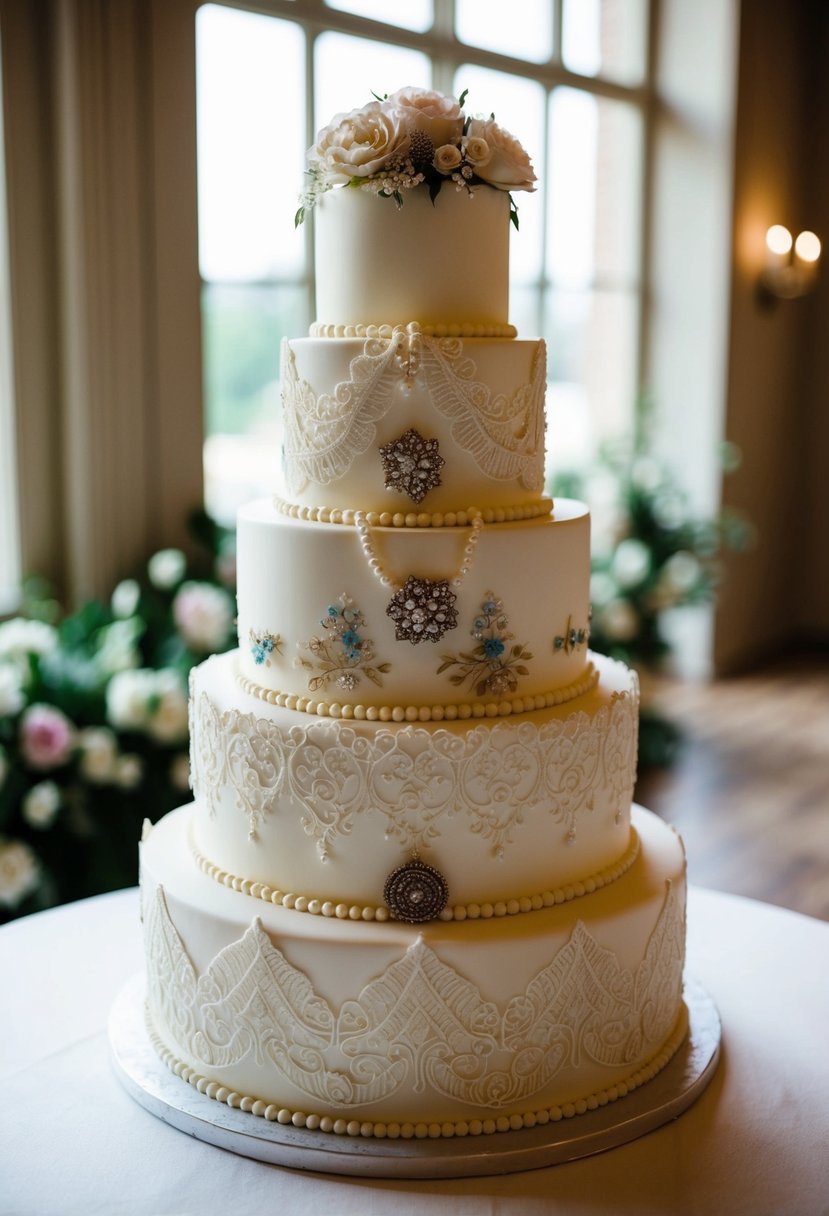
[146,1002,688,1139]
[272,496,554,528]
[310,321,518,340]
[236,661,600,722]
[190,828,640,924]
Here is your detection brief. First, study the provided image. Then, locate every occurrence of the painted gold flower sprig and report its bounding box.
[437,592,532,697]
[296,594,391,693]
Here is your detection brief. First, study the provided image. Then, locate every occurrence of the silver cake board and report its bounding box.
[109,974,720,1180]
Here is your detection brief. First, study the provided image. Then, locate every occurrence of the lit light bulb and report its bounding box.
[765,225,793,256]
[794,231,821,264]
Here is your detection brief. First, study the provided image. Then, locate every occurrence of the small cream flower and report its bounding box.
[433,143,462,175]
[462,135,491,168]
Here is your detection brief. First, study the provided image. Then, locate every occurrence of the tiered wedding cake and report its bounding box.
[140,88,688,1141]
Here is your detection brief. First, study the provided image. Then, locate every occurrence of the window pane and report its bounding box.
[544,287,639,476]
[314,34,430,129]
[196,5,305,280]
[201,283,304,522]
[325,0,432,34]
[562,0,648,86]
[452,65,545,286]
[547,89,642,289]
[456,0,553,64]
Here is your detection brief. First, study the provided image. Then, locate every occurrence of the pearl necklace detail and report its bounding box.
[354,509,484,591]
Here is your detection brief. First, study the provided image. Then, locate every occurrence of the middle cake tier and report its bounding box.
[236,497,593,708]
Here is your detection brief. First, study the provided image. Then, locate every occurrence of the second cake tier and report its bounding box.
[237,497,592,708]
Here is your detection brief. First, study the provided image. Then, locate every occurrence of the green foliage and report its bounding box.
[552,397,752,765]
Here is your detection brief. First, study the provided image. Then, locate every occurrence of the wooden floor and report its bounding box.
[635,654,829,922]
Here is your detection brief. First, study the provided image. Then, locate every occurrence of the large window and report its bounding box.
[196,0,651,522]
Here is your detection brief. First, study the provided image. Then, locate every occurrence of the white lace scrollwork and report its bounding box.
[280,330,546,495]
[145,879,684,1112]
[190,683,640,859]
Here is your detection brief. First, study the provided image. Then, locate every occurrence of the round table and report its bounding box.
[2,886,828,1215]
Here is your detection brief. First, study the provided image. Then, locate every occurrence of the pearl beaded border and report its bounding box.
[190,828,640,924]
[272,496,554,528]
[236,661,599,722]
[355,509,483,592]
[310,321,518,340]
[146,1003,689,1140]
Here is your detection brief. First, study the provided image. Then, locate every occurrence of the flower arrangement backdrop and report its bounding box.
[0,515,236,922]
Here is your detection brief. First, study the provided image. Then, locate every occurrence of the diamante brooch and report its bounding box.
[379,428,445,504]
[383,858,449,923]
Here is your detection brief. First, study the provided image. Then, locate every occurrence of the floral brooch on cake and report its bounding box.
[296,86,536,227]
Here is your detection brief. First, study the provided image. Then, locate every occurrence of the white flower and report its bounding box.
[590,571,618,609]
[111,578,141,618]
[115,753,143,790]
[661,550,701,595]
[106,669,158,731]
[465,117,536,191]
[433,143,462,175]
[0,663,25,717]
[169,752,191,793]
[600,599,640,642]
[0,618,58,662]
[631,457,663,493]
[313,100,411,187]
[22,781,61,830]
[146,671,189,745]
[78,727,119,783]
[96,619,141,677]
[147,548,186,590]
[173,582,233,653]
[0,838,40,909]
[612,538,651,589]
[386,86,463,149]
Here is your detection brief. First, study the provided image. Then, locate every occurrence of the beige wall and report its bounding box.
[716,0,829,671]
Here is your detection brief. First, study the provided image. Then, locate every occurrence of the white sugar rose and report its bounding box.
[386,87,463,149]
[313,101,410,186]
[433,143,462,175]
[0,618,58,663]
[466,117,536,191]
[147,548,186,590]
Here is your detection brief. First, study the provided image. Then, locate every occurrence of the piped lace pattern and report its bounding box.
[281,329,546,495]
[191,683,638,858]
[144,879,684,1114]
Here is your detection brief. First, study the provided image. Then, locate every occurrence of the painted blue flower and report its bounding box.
[262,637,274,653]
[483,637,505,659]
[482,600,499,614]
[327,605,341,618]
[341,629,362,658]
[252,643,266,665]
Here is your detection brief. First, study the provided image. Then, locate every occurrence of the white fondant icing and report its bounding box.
[141,805,686,1127]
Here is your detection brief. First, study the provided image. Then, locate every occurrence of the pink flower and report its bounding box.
[19,704,75,771]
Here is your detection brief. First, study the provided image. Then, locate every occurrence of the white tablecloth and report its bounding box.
[1,886,828,1216]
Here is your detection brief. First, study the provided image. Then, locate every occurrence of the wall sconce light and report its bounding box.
[758,225,821,305]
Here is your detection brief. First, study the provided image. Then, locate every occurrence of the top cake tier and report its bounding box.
[313,186,513,334]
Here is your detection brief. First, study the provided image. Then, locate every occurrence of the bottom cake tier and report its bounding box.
[140,804,687,1137]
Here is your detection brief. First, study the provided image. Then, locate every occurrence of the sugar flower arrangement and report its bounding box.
[296,86,536,228]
